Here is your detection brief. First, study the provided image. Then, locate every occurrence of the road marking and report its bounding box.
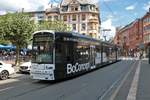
[127,61,141,100]
[98,75,121,100]
[0,87,14,92]
[98,61,137,100]
[109,61,137,100]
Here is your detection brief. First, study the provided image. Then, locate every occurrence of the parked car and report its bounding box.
[19,61,31,73]
[0,61,15,80]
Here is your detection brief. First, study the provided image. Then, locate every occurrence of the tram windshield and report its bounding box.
[32,32,53,64]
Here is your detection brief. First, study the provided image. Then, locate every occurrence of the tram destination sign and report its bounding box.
[34,36,53,42]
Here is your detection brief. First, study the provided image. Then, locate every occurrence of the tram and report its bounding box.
[30,30,120,80]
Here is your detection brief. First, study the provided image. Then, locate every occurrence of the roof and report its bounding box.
[27,11,45,14]
[61,0,97,6]
[46,7,60,13]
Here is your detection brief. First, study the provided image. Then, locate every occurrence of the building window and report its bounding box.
[72,24,76,30]
[71,6,78,11]
[71,7,74,11]
[63,15,67,21]
[96,8,98,11]
[144,34,150,43]
[72,14,77,21]
[48,16,52,21]
[82,14,86,21]
[90,5,95,11]
[54,16,58,20]
[75,7,78,11]
[82,33,86,35]
[62,6,68,12]
[38,15,44,19]
[90,33,93,37]
[89,24,93,30]
[144,18,150,23]
[81,23,86,31]
[144,25,150,32]
[81,5,87,11]
[92,14,95,17]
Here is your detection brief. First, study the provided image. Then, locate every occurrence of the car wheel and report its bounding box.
[0,70,9,80]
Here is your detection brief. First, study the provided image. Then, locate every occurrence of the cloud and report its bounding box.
[89,0,99,4]
[0,10,6,15]
[0,0,50,12]
[125,4,136,11]
[102,0,116,2]
[101,19,116,40]
[143,1,150,11]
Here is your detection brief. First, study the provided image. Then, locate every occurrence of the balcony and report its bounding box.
[88,17,99,23]
[87,29,98,33]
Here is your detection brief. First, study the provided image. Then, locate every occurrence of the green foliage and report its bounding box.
[0,39,10,45]
[0,12,35,47]
[0,12,35,65]
[36,20,71,32]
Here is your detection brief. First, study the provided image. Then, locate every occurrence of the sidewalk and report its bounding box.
[137,60,150,100]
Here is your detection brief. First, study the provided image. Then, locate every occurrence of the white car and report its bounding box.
[19,61,31,73]
[0,61,15,80]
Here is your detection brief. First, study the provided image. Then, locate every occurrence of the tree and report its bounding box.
[0,12,35,66]
[36,20,71,32]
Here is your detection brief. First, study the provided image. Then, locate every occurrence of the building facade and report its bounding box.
[142,10,150,55]
[30,11,45,24]
[114,19,143,57]
[30,0,101,39]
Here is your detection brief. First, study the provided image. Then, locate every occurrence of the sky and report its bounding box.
[0,0,150,39]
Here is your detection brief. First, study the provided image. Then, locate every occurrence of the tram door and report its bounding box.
[90,45,96,69]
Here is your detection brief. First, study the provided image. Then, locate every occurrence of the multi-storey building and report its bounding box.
[142,9,150,55]
[129,19,143,50]
[114,25,130,56]
[114,19,143,57]
[60,0,100,39]
[29,11,45,24]
[30,0,101,39]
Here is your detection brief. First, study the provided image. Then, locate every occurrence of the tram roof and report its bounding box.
[33,30,116,46]
[55,31,99,42]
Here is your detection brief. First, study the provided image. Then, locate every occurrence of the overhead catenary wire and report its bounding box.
[102,0,116,17]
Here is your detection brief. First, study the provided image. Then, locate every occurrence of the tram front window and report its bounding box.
[32,35,53,64]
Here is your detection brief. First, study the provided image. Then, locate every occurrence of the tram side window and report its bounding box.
[103,45,109,62]
[95,45,101,64]
[109,47,116,60]
[56,42,74,63]
[75,42,90,63]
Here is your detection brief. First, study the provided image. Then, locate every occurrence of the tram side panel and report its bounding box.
[54,36,118,80]
[54,37,99,80]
